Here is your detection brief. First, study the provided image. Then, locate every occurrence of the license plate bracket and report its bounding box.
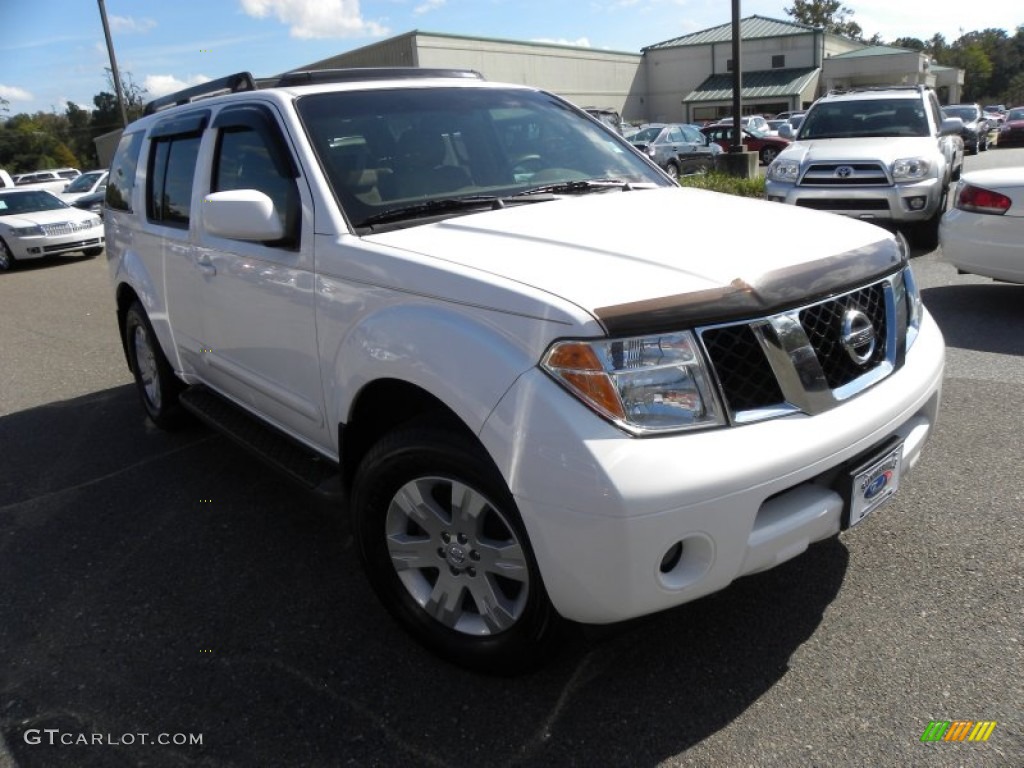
[841,438,903,529]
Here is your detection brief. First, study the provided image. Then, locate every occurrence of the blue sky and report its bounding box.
[2,0,1021,116]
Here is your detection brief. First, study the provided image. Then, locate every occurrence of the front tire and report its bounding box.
[912,184,948,250]
[124,301,186,430]
[760,146,780,164]
[664,161,680,181]
[0,238,16,272]
[352,424,563,674]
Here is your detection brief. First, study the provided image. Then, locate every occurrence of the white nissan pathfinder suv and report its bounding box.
[105,69,945,672]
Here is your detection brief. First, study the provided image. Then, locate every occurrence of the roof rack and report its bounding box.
[826,84,929,96]
[275,68,484,87]
[143,72,257,116]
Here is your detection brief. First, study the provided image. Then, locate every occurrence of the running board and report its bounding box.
[179,386,343,501]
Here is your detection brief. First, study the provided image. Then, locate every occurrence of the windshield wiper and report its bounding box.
[359,196,509,228]
[511,179,644,197]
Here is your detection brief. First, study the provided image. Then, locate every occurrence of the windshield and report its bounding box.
[0,190,70,215]
[64,171,103,193]
[943,106,979,121]
[630,126,663,143]
[800,99,931,139]
[297,87,667,232]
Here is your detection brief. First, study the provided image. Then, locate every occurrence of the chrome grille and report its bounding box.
[800,162,889,186]
[800,283,887,389]
[699,274,907,423]
[41,220,95,236]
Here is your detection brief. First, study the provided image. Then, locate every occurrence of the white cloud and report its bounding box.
[0,84,33,101]
[414,0,446,14]
[531,37,592,48]
[240,0,388,39]
[110,15,157,34]
[143,74,213,98]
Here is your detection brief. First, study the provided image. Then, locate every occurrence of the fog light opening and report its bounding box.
[907,196,927,211]
[659,541,683,573]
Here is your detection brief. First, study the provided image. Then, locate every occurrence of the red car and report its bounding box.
[997,107,1024,147]
[701,124,790,164]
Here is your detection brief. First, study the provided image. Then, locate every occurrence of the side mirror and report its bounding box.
[201,189,285,242]
[778,123,794,140]
[940,117,964,136]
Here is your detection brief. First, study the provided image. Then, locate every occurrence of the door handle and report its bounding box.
[196,253,216,277]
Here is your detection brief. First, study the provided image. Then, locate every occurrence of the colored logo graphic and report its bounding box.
[920,720,997,742]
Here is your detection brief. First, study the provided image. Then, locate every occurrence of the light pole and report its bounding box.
[97,0,129,127]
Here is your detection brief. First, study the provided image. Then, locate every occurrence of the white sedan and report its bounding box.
[0,189,104,271]
[940,168,1024,284]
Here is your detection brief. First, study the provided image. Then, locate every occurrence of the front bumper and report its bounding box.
[480,310,944,624]
[7,225,104,261]
[766,176,943,224]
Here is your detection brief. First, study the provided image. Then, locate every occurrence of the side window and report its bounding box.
[667,126,685,143]
[213,126,300,247]
[681,126,702,143]
[106,131,144,212]
[147,134,201,228]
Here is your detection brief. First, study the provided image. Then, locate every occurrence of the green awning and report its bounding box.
[683,67,819,102]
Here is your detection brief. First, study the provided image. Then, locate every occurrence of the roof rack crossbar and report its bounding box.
[275,68,484,87]
[143,72,258,116]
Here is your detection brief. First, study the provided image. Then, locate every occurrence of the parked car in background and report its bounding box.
[942,104,990,154]
[11,169,79,195]
[997,107,1024,147]
[940,168,1024,284]
[765,119,787,136]
[714,114,769,133]
[71,189,106,217]
[583,107,626,135]
[629,122,718,178]
[767,85,964,248]
[60,170,108,202]
[0,188,104,271]
[701,124,790,164]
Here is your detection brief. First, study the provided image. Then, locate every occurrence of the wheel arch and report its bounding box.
[327,302,547,485]
[339,378,482,488]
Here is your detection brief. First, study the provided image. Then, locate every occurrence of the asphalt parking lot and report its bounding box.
[1,149,1023,767]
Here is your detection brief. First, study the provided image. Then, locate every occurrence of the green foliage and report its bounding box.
[677,172,766,199]
[0,70,146,173]
[785,0,862,40]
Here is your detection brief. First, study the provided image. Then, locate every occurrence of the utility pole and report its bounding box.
[97,0,129,127]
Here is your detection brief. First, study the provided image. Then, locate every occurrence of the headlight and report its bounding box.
[10,224,44,237]
[892,232,923,349]
[892,157,931,181]
[541,332,724,434]
[766,159,800,182]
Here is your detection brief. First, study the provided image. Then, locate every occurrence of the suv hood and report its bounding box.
[368,188,902,333]
[780,136,939,165]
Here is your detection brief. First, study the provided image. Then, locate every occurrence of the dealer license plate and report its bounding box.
[845,442,903,528]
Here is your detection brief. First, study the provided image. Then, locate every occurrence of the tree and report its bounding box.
[785,0,862,40]
[891,37,926,51]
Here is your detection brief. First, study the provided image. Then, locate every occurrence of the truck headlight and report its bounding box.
[892,157,931,181]
[766,159,800,182]
[541,332,724,434]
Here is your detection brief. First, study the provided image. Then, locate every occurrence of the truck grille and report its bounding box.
[800,162,889,186]
[699,274,907,422]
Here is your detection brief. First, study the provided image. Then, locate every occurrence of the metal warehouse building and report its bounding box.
[284,16,966,126]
